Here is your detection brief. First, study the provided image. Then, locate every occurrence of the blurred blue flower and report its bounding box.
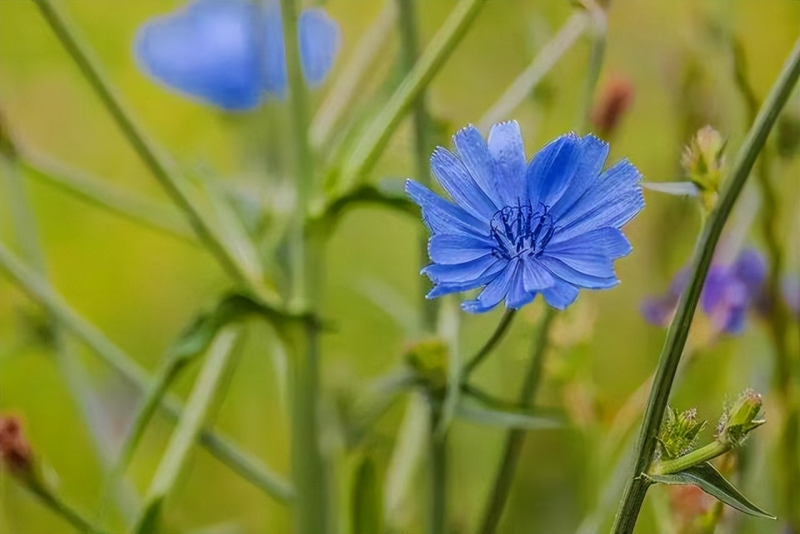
[135,0,341,111]
[406,122,644,314]
[642,248,767,334]
[782,276,800,321]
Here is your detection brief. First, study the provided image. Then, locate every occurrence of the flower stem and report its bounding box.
[26,479,109,534]
[31,0,267,299]
[477,307,556,534]
[428,403,447,534]
[574,1,607,134]
[462,309,518,378]
[649,440,729,476]
[336,0,488,196]
[279,1,329,533]
[610,38,800,534]
[0,244,295,503]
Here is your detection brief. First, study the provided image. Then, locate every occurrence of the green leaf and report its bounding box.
[646,462,775,519]
[351,456,382,534]
[455,391,561,430]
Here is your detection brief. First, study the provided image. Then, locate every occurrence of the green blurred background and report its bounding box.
[1,1,798,533]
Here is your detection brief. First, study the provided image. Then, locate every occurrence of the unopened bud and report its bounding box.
[658,406,707,460]
[405,338,449,395]
[0,415,33,479]
[681,126,726,211]
[717,389,764,446]
[590,76,635,138]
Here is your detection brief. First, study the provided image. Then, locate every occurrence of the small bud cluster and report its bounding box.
[681,125,726,212]
[404,338,449,396]
[657,406,707,460]
[0,415,33,479]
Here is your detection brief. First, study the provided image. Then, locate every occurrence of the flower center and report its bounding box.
[489,203,555,260]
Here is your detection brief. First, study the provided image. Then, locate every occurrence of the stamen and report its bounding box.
[489,203,554,260]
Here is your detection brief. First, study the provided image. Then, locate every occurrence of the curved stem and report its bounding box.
[27,479,109,534]
[477,308,556,534]
[611,38,800,534]
[462,309,518,378]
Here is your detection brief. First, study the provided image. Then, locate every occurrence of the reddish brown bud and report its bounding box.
[0,414,33,477]
[590,76,635,138]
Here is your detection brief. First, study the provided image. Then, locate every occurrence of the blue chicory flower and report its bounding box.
[406,121,645,314]
[135,0,341,111]
[641,248,767,334]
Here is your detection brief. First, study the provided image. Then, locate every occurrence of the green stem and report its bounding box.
[0,244,295,503]
[428,404,447,534]
[279,1,328,533]
[27,479,109,534]
[462,309,518,378]
[477,307,556,534]
[728,35,799,530]
[397,0,438,332]
[575,4,607,134]
[335,0,488,195]
[131,328,241,534]
[650,441,729,476]
[610,38,800,534]
[478,11,590,131]
[31,0,266,297]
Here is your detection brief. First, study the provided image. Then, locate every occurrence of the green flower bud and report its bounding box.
[405,338,449,395]
[717,389,765,447]
[681,125,726,212]
[657,406,707,460]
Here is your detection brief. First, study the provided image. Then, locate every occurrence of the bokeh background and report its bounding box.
[1,1,799,533]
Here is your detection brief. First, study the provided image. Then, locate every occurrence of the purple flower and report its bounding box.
[642,248,767,334]
[406,121,644,314]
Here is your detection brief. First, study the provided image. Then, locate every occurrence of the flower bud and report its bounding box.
[681,126,726,211]
[0,415,34,480]
[717,389,764,447]
[590,76,635,138]
[657,406,707,460]
[404,338,449,395]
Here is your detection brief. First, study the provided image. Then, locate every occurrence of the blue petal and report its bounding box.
[461,261,518,314]
[426,267,503,298]
[262,1,287,97]
[641,295,676,326]
[405,180,488,236]
[298,8,341,86]
[505,259,535,309]
[700,267,736,316]
[135,0,263,110]
[549,135,609,220]
[488,121,528,206]
[522,259,555,292]
[428,234,495,265]
[423,255,503,284]
[547,228,632,260]
[733,248,766,295]
[527,132,581,208]
[453,125,504,208]
[539,256,619,289]
[554,159,643,239]
[431,147,497,221]
[541,281,580,310]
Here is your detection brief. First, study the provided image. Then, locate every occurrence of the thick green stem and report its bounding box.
[0,244,295,503]
[335,0,488,195]
[428,404,447,534]
[462,309,518,378]
[477,308,556,534]
[611,39,800,534]
[31,0,266,297]
[279,1,328,533]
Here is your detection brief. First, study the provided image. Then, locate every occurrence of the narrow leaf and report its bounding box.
[647,462,775,519]
[641,181,700,196]
[455,391,561,430]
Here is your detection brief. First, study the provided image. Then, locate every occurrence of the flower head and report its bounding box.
[406,122,644,314]
[642,248,767,334]
[135,0,341,110]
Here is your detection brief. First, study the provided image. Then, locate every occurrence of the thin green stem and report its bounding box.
[0,244,295,503]
[478,11,590,131]
[279,1,328,533]
[428,404,447,534]
[131,327,241,534]
[27,479,109,534]
[31,0,267,298]
[728,35,799,530]
[650,441,729,476]
[575,2,607,134]
[335,0,488,195]
[462,309,518,378]
[477,307,556,534]
[610,38,800,534]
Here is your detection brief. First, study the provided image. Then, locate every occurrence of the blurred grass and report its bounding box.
[1,1,799,533]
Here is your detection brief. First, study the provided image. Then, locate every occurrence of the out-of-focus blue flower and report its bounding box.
[406,121,644,314]
[135,0,341,111]
[642,248,767,334]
